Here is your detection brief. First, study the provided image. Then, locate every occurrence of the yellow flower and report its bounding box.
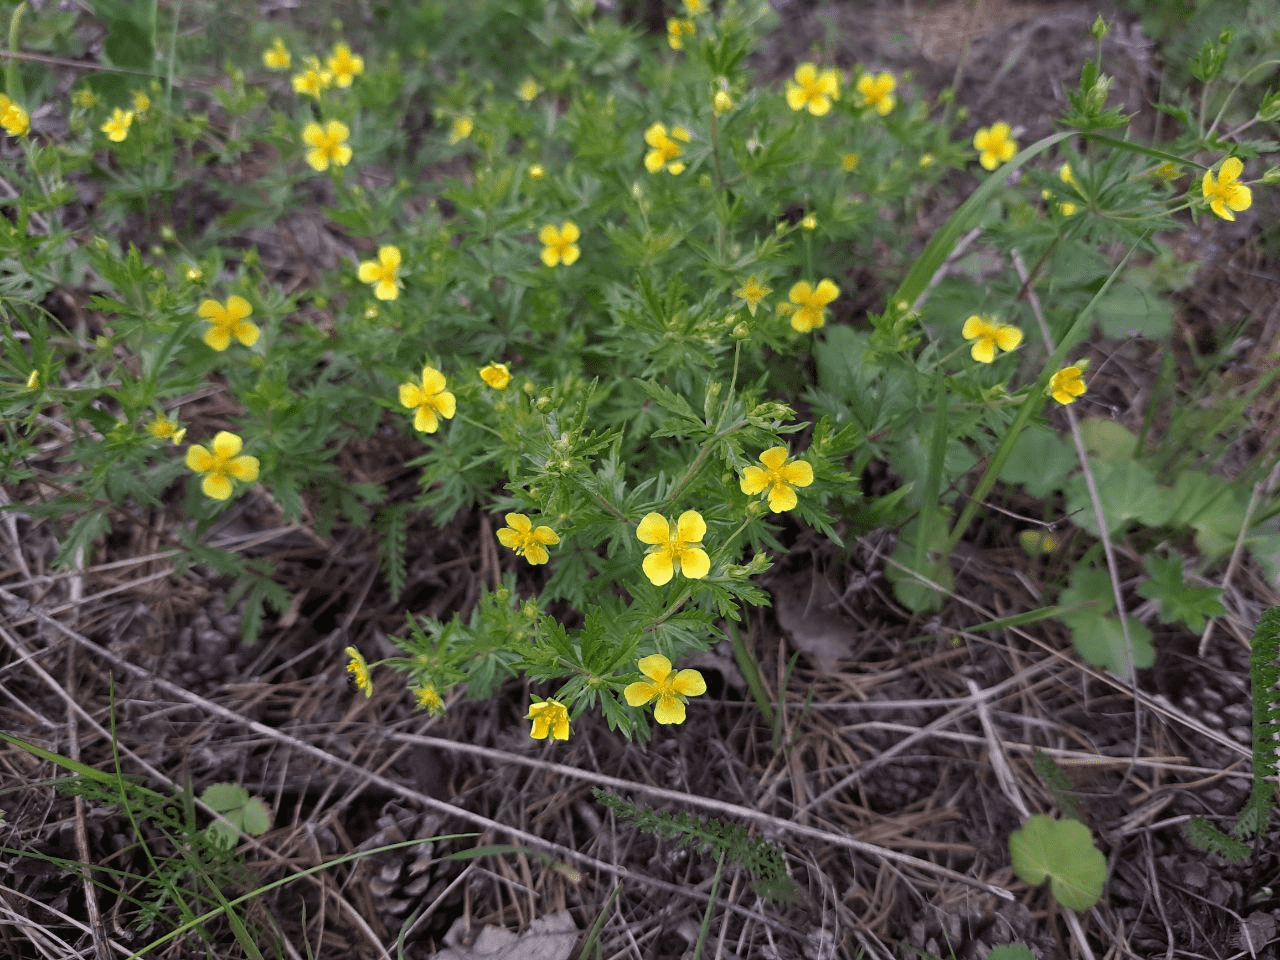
[302,120,352,171]
[667,17,695,50]
[712,89,734,114]
[71,88,98,110]
[131,90,150,113]
[414,684,445,715]
[1059,162,1077,189]
[539,221,581,267]
[1048,365,1087,405]
[734,275,771,316]
[1202,157,1252,221]
[0,95,30,136]
[784,279,839,333]
[100,108,133,142]
[517,78,540,102]
[973,122,1017,170]
[800,214,817,230]
[919,153,934,168]
[185,265,203,281]
[25,369,39,389]
[1154,161,1180,181]
[326,42,364,87]
[636,510,709,586]
[479,362,511,389]
[528,163,545,181]
[683,0,706,12]
[198,295,259,351]
[263,37,291,70]
[357,245,402,300]
[497,513,560,564]
[398,365,456,433]
[643,122,690,175]
[855,71,896,116]
[842,152,860,171]
[527,699,570,740]
[448,116,474,144]
[186,431,259,501]
[146,412,187,445]
[785,63,840,116]
[292,57,333,98]
[624,654,706,725]
[962,315,1023,363]
[740,447,814,513]
[344,646,373,697]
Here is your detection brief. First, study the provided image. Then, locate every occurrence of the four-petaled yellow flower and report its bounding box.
[740,447,814,513]
[357,245,402,300]
[1048,365,1087,405]
[186,431,260,501]
[785,63,841,116]
[1202,157,1252,222]
[302,120,351,171]
[734,275,771,316]
[636,510,709,586]
[448,116,474,144]
[643,123,690,175]
[497,513,560,565]
[101,108,133,142]
[480,362,511,389]
[399,365,456,433]
[292,57,333,98]
[344,646,372,697]
[199,295,259,351]
[146,412,186,445]
[962,315,1023,363]
[326,42,364,87]
[855,71,896,116]
[1,94,31,136]
[263,37,291,70]
[668,17,695,50]
[527,699,570,740]
[414,684,445,715]
[624,655,707,725]
[517,78,540,102]
[539,221,581,267]
[785,279,839,333]
[973,122,1017,170]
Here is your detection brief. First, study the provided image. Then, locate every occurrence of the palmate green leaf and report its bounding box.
[1009,814,1106,910]
[1137,552,1225,632]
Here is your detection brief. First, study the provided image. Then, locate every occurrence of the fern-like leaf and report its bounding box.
[376,504,410,602]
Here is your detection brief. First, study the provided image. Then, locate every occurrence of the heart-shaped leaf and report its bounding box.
[1009,814,1106,910]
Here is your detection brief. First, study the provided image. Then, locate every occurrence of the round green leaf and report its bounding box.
[1009,814,1106,911]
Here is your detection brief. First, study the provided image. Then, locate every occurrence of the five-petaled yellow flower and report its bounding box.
[448,116,474,144]
[624,655,707,725]
[199,295,259,351]
[1202,157,1252,222]
[146,412,186,445]
[399,365,456,433]
[855,71,896,116]
[667,17,695,49]
[292,57,333,98]
[785,279,840,333]
[643,123,690,175]
[527,699,570,740]
[303,120,351,171]
[497,513,560,565]
[539,221,581,267]
[1048,365,1087,405]
[1,94,31,136]
[734,276,771,316]
[326,42,364,87]
[973,122,1016,170]
[740,447,814,513]
[101,108,133,142]
[785,63,841,116]
[414,684,445,715]
[962,315,1023,363]
[263,37,291,70]
[357,245,402,300]
[344,646,372,697]
[186,431,260,501]
[480,362,511,389]
[517,78,540,102]
[636,510,709,586]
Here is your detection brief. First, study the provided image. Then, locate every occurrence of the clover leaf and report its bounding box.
[1009,814,1106,910]
[201,782,271,847]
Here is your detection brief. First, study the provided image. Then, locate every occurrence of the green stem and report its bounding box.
[6,2,26,103]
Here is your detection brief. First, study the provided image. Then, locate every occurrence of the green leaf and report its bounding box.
[1009,814,1106,910]
[201,782,272,846]
[1066,612,1154,678]
[1002,423,1078,497]
[1137,552,1225,632]
[987,947,1035,960]
[1093,283,1173,339]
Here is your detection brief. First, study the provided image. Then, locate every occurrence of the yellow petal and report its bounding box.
[636,512,670,545]
[642,552,674,585]
[637,654,672,683]
[675,510,706,543]
[670,668,706,697]
[652,692,686,724]
[678,546,710,579]
[624,680,657,706]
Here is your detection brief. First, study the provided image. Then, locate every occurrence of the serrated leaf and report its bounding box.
[1002,423,1078,498]
[1065,612,1154,678]
[1137,552,1225,632]
[1009,814,1106,910]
